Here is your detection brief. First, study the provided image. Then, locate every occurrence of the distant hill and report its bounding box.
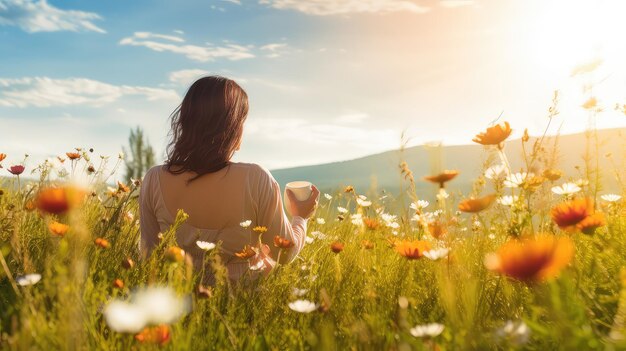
[271,128,625,200]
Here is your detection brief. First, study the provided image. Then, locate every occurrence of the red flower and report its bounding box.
[135,325,171,345]
[8,165,25,175]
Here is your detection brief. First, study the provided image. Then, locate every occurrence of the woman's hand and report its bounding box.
[286,185,320,219]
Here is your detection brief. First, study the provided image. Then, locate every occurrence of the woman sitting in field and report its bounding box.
[138,76,319,284]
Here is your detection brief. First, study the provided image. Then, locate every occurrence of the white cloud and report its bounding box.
[119,32,255,61]
[133,31,184,43]
[336,112,369,124]
[168,69,209,86]
[439,0,474,8]
[258,0,430,15]
[0,77,179,107]
[0,0,105,33]
[221,0,241,4]
[260,43,288,58]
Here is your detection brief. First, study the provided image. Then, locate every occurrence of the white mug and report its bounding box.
[283,181,312,216]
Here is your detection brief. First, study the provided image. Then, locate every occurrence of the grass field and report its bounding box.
[0,114,625,350]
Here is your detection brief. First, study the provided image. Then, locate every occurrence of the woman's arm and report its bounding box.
[138,168,161,259]
[254,166,317,264]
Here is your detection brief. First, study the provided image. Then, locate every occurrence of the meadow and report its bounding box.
[0,100,625,350]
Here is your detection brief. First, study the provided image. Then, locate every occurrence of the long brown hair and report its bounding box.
[165,76,248,183]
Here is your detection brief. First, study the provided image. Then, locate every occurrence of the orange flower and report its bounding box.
[330,241,344,253]
[428,220,447,239]
[48,221,69,237]
[576,213,605,235]
[164,246,185,262]
[394,240,431,260]
[117,181,130,193]
[361,240,374,250]
[423,170,459,188]
[95,238,110,249]
[112,279,124,289]
[235,245,256,259]
[57,156,66,163]
[458,194,496,213]
[135,325,171,345]
[35,186,86,215]
[274,235,294,249]
[252,226,268,234]
[0,153,5,162]
[472,121,512,146]
[485,234,574,282]
[363,218,381,230]
[344,186,354,193]
[24,200,36,211]
[582,97,597,110]
[66,152,81,160]
[551,198,594,230]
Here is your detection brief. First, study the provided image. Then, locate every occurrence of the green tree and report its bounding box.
[123,126,156,182]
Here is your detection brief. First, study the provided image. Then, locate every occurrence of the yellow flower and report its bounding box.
[543,169,563,181]
[582,97,597,110]
[485,234,573,282]
[344,186,355,193]
[48,221,69,237]
[551,197,594,231]
[252,226,268,234]
[458,194,496,213]
[472,121,512,146]
[164,246,185,262]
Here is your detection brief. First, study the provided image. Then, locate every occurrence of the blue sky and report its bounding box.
[1,0,625,174]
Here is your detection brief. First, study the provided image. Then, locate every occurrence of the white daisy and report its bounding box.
[103,301,148,333]
[497,195,518,206]
[496,320,530,346]
[410,200,430,210]
[292,288,308,297]
[132,287,191,325]
[316,218,326,225]
[504,172,533,188]
[324,193,332,200]
[240,220,252,228]
[423,248,449,260]
[485,164,506,179]
[16,273,42,286]
[601,194,622,202]
[305,236,314,244]
[288,299,318,313]
[410,323,445,338]
[356,198,372,207]
[551,182,581,196]
[196,241,216,251]
[337,206,348,214]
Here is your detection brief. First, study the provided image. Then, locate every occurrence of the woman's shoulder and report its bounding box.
[230,162,276,184]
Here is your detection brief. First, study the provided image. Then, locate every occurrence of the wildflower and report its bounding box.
[344,185,354,193]
[113,279,124,289]
[239,220,252,228]
[122,257,135,269]
[292,288,308,297]
[436,189,449,201]
[427,221,446,239]
[423,170,459,188]
[117,181,130,193]
[288,299,318,313]
[164,246,185,262]
[361,240,374,250]
[485,234,573,282]
[0,153,5,162]
[472,121,512,146]
[485,164,506,179]
[551,182,581,196]
[311,231,327,240]
[410,200,429,211]
[252,226,268,234]
[305,236,314,244]
[363,218,381,230]
[196,241,216,251]
[235,245,256,259]
[35,186,85,215]
[504,172,532,188]
[410,323,445,338]
[324,193,332,200]
[135,324,171,345]
[48,221,69,236]
[133,287,191,325]
[601,194,622,202]
[582,97,598,110]
[197,285,213,299]
[395,240,431,260]
[23,200,35,211]
[274,236,294,249]
[350,213,363,226]
[576,213,606,235]
[95,238,110,249]
[423,248,450,260]
[496,320,530,346]
[118,151,125,159]
[66,152,81,160]
[104,301,147,333]
[356,197,372,207]
[57,156,66,163]
[337,206,348,214]
[551,197,594,230]
[497,195,518,206]
[16,273,42,286]
[522,128,530,142]
[8,165,25,175]
[458,194,496,213]
[543,169,563,181]
[574,178,589,187]
[330,241,344,253]
[316,218,326,225]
